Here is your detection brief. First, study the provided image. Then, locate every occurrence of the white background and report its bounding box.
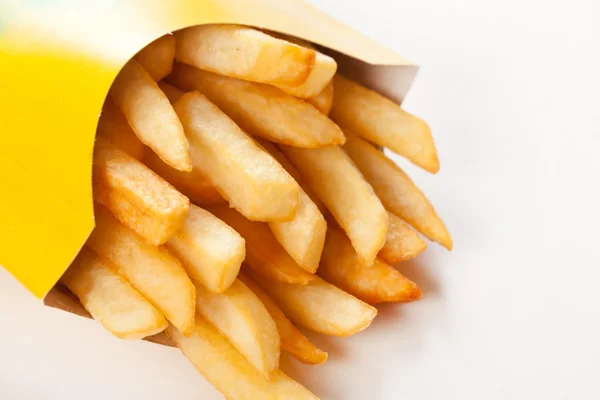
[1,0,600,399]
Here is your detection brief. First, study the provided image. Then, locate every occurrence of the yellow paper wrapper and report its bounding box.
[0,0,418,299]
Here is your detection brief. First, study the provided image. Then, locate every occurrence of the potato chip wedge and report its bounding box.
[174,91,299,221]
[110,59,191,171]
[167,319,318,400]
[61,247,168,340]
[280,144,388,266]
[97,100,146,160]
[158,80,185,103]
[343,133,452,250]
[168,63,345,148]
[331,74,439,173]
[251,272,376,337]
[208,205,315,285]
[195,279,280,377]
[253,139,326,272]
[87,204,195,334]
[144,150,224,206]
[308,80,334,115]
[175,24,316,86]
[93,139,189,245]
[134,34,176,81]
[166,204,245,293]
[379,211,427,264]
[239,272,327,365]
[319,226,422,304]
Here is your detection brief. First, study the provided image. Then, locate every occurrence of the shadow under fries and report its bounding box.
[394,255,441,296]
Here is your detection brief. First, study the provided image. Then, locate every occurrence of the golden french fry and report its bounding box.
[168,63,345,148]
[238,272,327,365]
[175,24,316,87]
[319,226,422,304]
[166,204,245,293]
[254,139,326,272]
[330,74,439,173]
[110,59,191,171]
[174,91,299,221]
[61,247,168,340]
[280,144,388,266]
[134,34,176,81]
[379,211,427,264]
[251,272,376,337]
[308,80,334,115]
[208,205,315,285]
[97,100,146,160]
[343,133,452,250]
[144,150,225,206]
[158,80,185,103]
[87,204,195,334]
[195,279,280,377]
[167,319,318,400]
[93,140,189,245]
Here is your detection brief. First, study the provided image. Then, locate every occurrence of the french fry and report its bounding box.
[173,91,299,221]
[93,139,189,245]
[166,204,245,293]
[254,139,326,272]
[168,63,345,148]
[280,144,388,266]
[330,74,439,173]
[87,204,195,334]
[319,226,422,304]
[158,80,185,103]
[308,80,334,115]
[239,272,327,365]
[251,272,376,337]
[144,150,224,206]
[194,279,280,377]
[343,133,452,250]
[175,24,316,87]
[134,34,176,81]
[110,59,191,171]
[167,319,318,400]
[97,100,146,160]
[61,247,168,340]
[208,205,315,285]
[379,212,427,264]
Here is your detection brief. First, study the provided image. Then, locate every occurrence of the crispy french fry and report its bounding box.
[167,319,318,400]
[254,139,326,272]
[61,247,168,340]
[251,272,376,337]
[308,80,334,115]
[93,140,189,245]
[97,100,146,160]
[144,150,224,206]
[87,204,195,334]
[168,63,345,148]
[280,144,388,266]
[330,74,439,173]
[238,272,327,365]
[208,205,315,285]
[110,59,191,171]
[174,91,299,221]
[134,34,176,81]
[343,134,452,250]
[195,279,280,377]
[158,81,185,103]
[379,212,427,264]
[175,24,316,87]
[319,226,422,304]
[166,204,245,293]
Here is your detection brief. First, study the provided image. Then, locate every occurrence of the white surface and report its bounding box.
[1,0,600,399]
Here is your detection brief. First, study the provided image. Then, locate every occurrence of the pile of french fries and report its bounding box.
[59,24,452,399]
